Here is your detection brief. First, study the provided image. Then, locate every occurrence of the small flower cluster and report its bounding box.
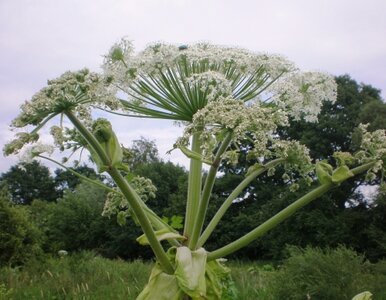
[3,132,39,156]
[11,69,118,129]
[177,97,286,162]
[270,140,314,189]
[270,72,337,122]
[19,142,54,164]
[102,176,157,218]
[355,124,386,180]
[185,71,232,102]
[5,69,120,160]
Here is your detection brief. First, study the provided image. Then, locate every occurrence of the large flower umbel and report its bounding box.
[103,39,337,122]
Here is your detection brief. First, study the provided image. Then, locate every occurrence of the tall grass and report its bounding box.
[0,251,152,300]
[1,248,385,299]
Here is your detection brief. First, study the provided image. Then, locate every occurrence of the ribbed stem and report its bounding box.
[183,132,203,243]
[109,168,174,273]
[189,132,233,249]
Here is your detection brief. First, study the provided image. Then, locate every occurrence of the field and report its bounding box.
[1,248,385,300]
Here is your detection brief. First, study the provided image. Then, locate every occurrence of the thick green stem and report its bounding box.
[207,161,377,260]
[189,132,233,249]
[65,111,174,274]
[184,132,203,242]
[198,158,284,247]
[109,168,174,273]
[208,183,333,260]
[65,111,111,164]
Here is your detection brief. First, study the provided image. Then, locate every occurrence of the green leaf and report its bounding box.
[316,162,333,184]
[136,228,186,245]
[205,260,238,300]
[331,165,354,184]
[117,211,127,226]
[137,263,184,300]
[179,145,212,165]
[175,247,207,299]
[352,291,373,300]
[170,215,184,230]
[91,118,123,171]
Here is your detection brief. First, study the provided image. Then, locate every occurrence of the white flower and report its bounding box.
[355,124,386,175]
[11,69,119,128]
[270,72,337,122]
[19,142,54,163]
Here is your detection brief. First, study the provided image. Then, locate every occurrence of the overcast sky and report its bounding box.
[1,0,385,173]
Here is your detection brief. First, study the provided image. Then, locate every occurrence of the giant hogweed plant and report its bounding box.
[4,39,386,299]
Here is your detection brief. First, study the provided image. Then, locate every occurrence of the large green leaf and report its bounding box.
[136,228,186,245]
[315,162,333,184]
[331,165,354,184]
[205,259,238,300]
[137,262,184,300]
[175,247,207,299]
[352,291,373,300]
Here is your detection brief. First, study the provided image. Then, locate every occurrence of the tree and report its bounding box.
[54,164,103,196]
[0,161,57,204]
[280,75,385,159]
[125,137,159,170]
[0,191,43,266]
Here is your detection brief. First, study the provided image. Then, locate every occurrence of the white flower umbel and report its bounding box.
[104,39,338,123]
[355,124,386,177]
[270,72,337,122]
[178,97,287,162]
[19,142,54,164]
[11,69,119,128]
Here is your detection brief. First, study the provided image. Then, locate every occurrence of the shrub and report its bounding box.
[267,246,384,300]
[0,193,43,266]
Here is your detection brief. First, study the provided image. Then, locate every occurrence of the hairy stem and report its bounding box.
[198,158,284,247]
[189,132,233,249]
[184,132,203,243]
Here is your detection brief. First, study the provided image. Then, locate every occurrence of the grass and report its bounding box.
[0,252,152,299]
[1,250,385,299]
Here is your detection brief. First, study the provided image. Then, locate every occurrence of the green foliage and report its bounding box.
[125,137,160,170]
[0,161,57,204]
[54,164,103,194]
[37,182,107,252]
[266,246,386,300]
[0,193,43,266]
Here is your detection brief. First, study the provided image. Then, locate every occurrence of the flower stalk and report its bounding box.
[65,110,174,274]
[183,131,203,242]
[189,131,233,249]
